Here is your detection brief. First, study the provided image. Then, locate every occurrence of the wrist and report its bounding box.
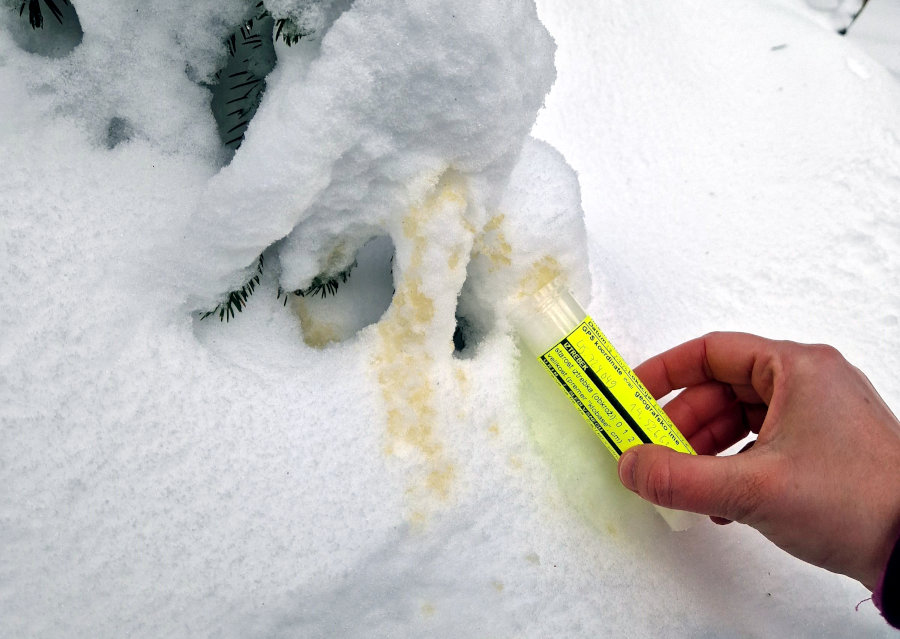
[861,440,900,591]
[863,493,900,591]
[873,533,900,628]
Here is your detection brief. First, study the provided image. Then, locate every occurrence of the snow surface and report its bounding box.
[1,0,899,637]
[843,0,900,78]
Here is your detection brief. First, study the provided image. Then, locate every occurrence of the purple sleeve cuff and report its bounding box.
[874,533,900,629]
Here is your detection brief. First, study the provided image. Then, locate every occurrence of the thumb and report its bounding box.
[617,444,765,523]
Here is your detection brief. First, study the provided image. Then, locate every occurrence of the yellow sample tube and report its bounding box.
[514,278,701,530]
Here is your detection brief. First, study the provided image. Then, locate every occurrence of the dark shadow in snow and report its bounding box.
[290,235,396,349]
[9,0,83,58]
[452,261,493,359]
[204,0,358,166]
[208,12,278,165]
[105,116,133,149]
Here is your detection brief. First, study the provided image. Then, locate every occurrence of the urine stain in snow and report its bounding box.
[517,256,562,298]
[372,175,473,521]
[473,214,512,269]
[293,300,342,348]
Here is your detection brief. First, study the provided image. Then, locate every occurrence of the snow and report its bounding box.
[188,0,559,302]
[1,0,899,637]
[843,0,900,78]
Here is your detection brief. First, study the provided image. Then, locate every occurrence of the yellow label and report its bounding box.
[539,317,695,459]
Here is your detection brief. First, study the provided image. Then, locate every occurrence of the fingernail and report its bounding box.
[618,450,637,491]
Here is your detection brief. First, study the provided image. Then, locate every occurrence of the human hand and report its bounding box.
[616,332,900,590]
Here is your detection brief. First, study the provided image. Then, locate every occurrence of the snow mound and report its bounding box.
[186,0,564,305]
[2,0,899,637]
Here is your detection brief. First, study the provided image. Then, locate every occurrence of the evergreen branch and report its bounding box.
[274,18,288,43]
[249,0,313,48]
[18,0,69,29]
[225,132,248,147]
[237,30,264,49]
[19,0,40,29]
[236,1,267,43]
[297,261,357,299]
[200,255,357,319]
[228,77,264,91]
[200,254,264,322]
[42,0,64,23]
[214,5,277,151]
[274,18,311,47]
[250,0,267,21]
[277,261,358,306]
[838,0,870,35]
[277,286,289,307]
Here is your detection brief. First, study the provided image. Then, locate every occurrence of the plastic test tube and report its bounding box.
[513,278,702,531]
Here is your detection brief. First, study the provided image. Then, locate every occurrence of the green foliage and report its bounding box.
[200,255,264,322]
[201,256,357,321]
[212,11,276,151]
[247,0,313,47]
[210,2,314,154]
[297,261,357,298]
[201,1,344,323]
[18,0,68,29]
[12,0,82,58]
[225,1,312,56]
[12,0,333,322]
[274,17,310,47]
[277,261,357,307]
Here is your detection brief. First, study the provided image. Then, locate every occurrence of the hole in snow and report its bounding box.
[452,262,493,360]
[291,235,395,348]
[10,0,83,58]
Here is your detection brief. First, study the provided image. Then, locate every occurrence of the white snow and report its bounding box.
[187,0,559,303]
[2,0,899,637]
[843,0,900,78]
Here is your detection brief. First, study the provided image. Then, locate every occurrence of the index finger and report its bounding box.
[633,331,779,403]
